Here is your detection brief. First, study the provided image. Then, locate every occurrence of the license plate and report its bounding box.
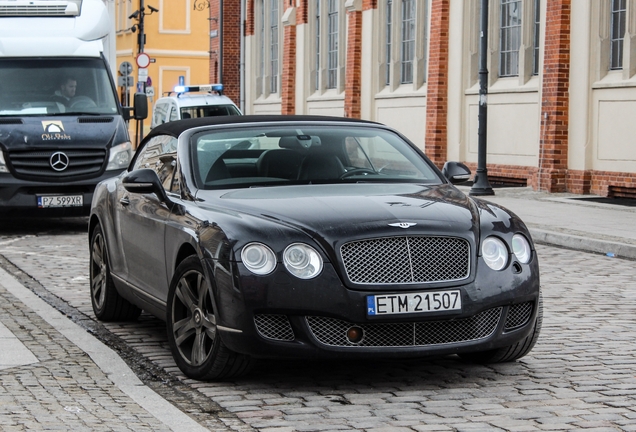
[367,290,461,316]
[37,195,83,208]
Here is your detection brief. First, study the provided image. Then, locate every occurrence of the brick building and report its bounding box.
[209,0,636,196]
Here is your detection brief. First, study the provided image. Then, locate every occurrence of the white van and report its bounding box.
[151,84,242,129]
[0,0,146,216]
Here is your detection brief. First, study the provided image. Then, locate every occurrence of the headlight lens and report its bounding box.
[283,243,323,279]
[482,236,508,271]
[512,234,531,264]
[106,142,133,171]
[241,243,276,275]
[0,151,8,173]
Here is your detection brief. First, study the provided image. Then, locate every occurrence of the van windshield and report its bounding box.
[0,58,119,117]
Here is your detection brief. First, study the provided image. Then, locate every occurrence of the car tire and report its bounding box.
[460,291,543,364]
[90,224,141,321]
[166,256,253,380]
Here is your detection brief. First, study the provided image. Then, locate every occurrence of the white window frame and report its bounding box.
[311,0,346,94]
[594,0,636,82]
[255,0,283,98]
[499,0,522,77]
[379,0,428,92]
[610,0,627,70]
[467,0,539,87]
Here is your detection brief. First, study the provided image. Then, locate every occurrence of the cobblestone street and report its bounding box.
[1,219,635,431]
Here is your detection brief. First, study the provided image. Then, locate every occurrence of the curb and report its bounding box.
[529,228,636,260]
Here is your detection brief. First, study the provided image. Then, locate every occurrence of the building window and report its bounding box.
[270,0,279,93]
[313,0,345,93]
[316,1,321,91]
[386,0,393,85]
[255,0,282,97]
[533,0,540,75]
[382,0,427,90]
[400,0,416,84]
[610,0,626,70]
[327,0,339,89]
[499,0,522,77]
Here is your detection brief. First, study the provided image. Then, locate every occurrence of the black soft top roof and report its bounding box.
[144,114,380,141]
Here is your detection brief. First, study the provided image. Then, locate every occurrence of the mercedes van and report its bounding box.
[0,0,146,216]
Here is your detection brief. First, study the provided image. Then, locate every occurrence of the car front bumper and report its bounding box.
[0,170,125,216]
[205,256,541,360]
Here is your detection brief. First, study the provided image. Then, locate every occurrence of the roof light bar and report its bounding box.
[173,84,224,94]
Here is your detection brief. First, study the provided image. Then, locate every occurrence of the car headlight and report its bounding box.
[106,142,133,171]
[482,236,508,271]
[241,243,276,275]
[512,234,531,264]
[283,243,323,279]
[0,151,8,173]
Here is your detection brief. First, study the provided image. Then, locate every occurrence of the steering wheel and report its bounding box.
[340,168,378,179]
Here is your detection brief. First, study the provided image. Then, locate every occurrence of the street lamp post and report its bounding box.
[470,0,494,196]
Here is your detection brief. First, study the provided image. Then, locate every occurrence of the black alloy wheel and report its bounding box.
[166,256,253,380]
[89,224,141,321]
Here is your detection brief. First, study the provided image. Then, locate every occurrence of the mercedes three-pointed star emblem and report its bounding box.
[50,152,70,172]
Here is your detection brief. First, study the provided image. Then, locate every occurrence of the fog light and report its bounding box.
[346,326,364,344]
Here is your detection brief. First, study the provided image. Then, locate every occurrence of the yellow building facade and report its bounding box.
[114,0,211,139]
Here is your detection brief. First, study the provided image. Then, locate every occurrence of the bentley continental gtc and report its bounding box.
[89,115,542,380]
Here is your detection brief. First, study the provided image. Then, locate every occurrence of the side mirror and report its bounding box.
[122,168,169,202]
[442,161,472,185]
[122,168,185,215]
[133,92,148,120]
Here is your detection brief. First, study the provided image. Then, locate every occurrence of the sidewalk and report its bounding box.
[0,265,214,432]
[458,185,636,260]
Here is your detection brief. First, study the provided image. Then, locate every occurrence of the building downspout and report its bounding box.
[240,0,245,112]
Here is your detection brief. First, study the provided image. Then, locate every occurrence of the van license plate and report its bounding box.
[367,290,461,316]
[37,195,83,208]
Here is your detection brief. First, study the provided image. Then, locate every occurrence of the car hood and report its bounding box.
[195,183,480,250]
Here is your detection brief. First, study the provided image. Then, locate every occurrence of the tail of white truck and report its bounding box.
[0,0,146,216]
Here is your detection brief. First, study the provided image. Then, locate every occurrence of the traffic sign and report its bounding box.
[117,75,134,87]
[119,61,133,76]
[136,53,151,68]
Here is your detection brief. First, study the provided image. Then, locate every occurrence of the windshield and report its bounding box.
[181,104,241,119]
[191,124,442,189]
[0,58,119,116]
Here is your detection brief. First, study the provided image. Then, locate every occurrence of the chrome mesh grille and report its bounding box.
[504,302,533,330]
[306,308,502,348]
[254,314,295,341]
[340,236,470,284]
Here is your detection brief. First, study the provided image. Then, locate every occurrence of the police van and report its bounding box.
[151,84,242,129]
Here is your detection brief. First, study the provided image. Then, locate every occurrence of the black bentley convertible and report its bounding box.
[89,115,542,380]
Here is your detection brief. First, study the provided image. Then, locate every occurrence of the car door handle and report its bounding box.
[120,196,130,206]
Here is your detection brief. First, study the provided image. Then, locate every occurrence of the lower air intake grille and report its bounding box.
[504,302,533,330]
[306,308,502,348]
[254,314,295,341]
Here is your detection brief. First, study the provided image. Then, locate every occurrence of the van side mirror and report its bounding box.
[442,161,472,184]
[133,92,148,120]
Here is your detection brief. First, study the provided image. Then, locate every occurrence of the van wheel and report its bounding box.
[166,256,253,380]
[90,224,141,321]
